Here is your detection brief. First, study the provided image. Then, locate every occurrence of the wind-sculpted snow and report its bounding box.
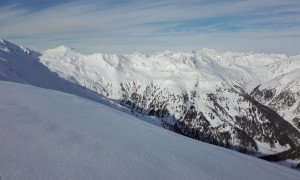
[0,81,299,180]
[1,39,300,169]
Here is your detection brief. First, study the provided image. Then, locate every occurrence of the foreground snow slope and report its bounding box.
[0,81,299,180]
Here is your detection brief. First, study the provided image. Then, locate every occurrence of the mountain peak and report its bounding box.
[0,39,13,48]
[52,45,73,52]
[0,39,38,57]
[44,46,80,56]
[0,39,5,44]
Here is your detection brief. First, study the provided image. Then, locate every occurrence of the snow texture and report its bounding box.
[1,39,300,172]
[0,81,299,180]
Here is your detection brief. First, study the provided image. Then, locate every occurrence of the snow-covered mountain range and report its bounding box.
[1,39,300,169]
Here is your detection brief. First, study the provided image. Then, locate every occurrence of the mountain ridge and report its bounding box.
[1,39,300,169]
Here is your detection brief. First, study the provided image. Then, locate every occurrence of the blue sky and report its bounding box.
[1,0,300,54]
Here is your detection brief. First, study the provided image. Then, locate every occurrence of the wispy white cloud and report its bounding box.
[1,0,300,54]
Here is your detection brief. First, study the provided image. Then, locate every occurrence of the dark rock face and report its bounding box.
[251,85,300,131]
[269,91,297,111]
[261,147,300,166]
[251,86,275,103]
[114,82,300,157]
[293,117,300,130]
[243,93,300,148]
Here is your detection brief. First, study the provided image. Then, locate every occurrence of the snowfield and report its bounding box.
[0,81,299,180]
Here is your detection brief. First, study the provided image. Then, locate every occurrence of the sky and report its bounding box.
[1,0,300,54]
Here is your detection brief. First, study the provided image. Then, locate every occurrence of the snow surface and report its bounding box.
[1,39,300,154]
[0,81,299,180]
[1,39,300,171]
[257,67,300,124]
[42,47,299,101]
[39,46,300,151]
[39,45,300,112]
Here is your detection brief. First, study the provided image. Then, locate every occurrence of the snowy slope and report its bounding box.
[1,39,300,168]
[252,68,300,130]
[0,39,163,127]
[39,45,300,116]
[0,81,299,180]
[39,44,300,154]
[40,47,258,98]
